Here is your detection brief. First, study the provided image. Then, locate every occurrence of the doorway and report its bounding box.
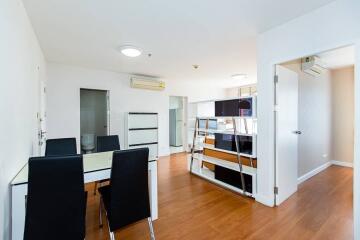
[169,96,187,154]
[275,45,355,205]
[80,88,109,153]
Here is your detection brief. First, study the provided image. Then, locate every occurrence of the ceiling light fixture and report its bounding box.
[231,74,247,80]
[193,64,199,69]
[119,45,142,57]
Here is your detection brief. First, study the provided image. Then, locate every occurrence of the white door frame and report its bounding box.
[79,88,110,153]
[37,66,46,156]
[106,90,110,135]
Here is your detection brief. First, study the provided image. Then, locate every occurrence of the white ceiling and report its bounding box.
[318,45,355,69]
[23,0,336,87]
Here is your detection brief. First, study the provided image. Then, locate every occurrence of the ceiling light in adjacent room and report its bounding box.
[120,45,142,57]
[231,74,247,80]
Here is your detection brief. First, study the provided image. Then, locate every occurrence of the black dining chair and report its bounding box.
[98,148,155,240]
[45,138,77,156]
[24,155,87,240]
[97,135,120,153]
[93,135,121,195]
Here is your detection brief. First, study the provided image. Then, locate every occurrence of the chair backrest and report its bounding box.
[108,148,150,231]
[45,138,77,156]
[97,135,120,152]
[24,155,86,240]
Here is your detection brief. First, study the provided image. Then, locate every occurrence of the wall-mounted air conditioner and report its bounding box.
[130,77,165,91]
[301,56,326,76]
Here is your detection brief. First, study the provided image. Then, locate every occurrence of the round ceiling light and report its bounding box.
[120,45,142,57]
[231,74,247,80]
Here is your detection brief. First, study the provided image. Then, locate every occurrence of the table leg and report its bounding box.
[11,184,27,240]
[149,161,158,220]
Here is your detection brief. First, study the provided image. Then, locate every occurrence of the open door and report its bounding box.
[275,65,300,205]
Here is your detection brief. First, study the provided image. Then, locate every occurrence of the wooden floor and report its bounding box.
[85,153,353,240]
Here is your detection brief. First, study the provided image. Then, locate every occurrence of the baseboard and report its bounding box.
[331,160,353,168]
[297,160,353,184]
[255,194,275,207]
[159,149,171,157]
[297,162,332,185]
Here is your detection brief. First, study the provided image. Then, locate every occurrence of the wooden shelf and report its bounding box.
[189,116,256,120]
[192,153,257,176]
[189,128,255,136]
[194,142,257,159]
[201,143,256,158]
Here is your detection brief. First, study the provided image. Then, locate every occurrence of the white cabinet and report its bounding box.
[125,112,159,160]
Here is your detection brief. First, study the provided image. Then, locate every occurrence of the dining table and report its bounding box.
[10,151,158,240]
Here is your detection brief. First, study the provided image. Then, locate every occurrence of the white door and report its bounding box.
[275,65,299,205]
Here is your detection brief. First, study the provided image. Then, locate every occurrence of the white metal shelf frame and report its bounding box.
[189,117,257,196]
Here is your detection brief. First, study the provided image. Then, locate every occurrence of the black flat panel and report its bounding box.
[237,135,253,155]
[215,99,239,116]
[215,165,252,193]
[215,133,253,155]
[239,98,253,117]
[214,133,236,152]
[215,98,253,117]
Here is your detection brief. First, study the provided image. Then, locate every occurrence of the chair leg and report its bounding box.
[147,217,156,240]
[99,197,103,228]
[109,232,115,240]
[107,219,115,240]
[94,181,98,195]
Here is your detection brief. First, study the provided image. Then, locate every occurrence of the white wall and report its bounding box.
[169,96,183,110]
[257,0,360,237]
[0,1,46,239]
[46,63,225,156]
[225,87,240,98]
[332,66,354,164]
[282,61,333,177]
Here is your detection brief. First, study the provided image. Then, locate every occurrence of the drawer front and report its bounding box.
[128,114,158,129]
[128,143,158,160]
[128,129,158,145]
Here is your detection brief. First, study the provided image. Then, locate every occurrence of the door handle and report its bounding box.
[38,130,46,138]
[293,130,302,135]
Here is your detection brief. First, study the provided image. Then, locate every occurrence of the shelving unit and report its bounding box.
[188,96,257,197]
